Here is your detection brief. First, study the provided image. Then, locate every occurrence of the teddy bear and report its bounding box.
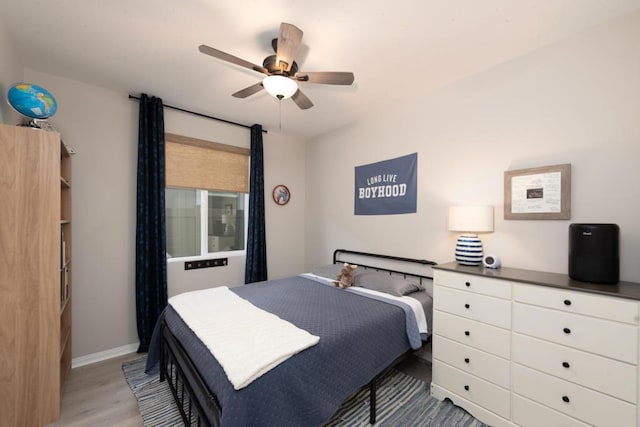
[333,262,358,288]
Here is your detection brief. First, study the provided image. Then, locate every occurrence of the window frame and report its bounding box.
[163,133,250,264]
[166,189,249,263]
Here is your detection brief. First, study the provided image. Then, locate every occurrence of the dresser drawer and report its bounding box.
[513,364,636,427]
[513,302,638,364]
[433,335,510,388]
[434,286,511,329]
[433,310,510,358]
[513,395,590,427]
[434,270,511,299]
[514,283,639,325]
[433,360,510,419]
[513,333,637,403]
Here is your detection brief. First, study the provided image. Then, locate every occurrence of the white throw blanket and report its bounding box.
[169,287,320,390]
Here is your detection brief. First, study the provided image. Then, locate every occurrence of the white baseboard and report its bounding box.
[72,342,140,368]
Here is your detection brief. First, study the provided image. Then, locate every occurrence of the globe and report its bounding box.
[7,83,58,119]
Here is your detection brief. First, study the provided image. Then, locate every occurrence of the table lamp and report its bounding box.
[448,205,494,266]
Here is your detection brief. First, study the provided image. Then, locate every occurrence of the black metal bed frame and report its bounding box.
[161,320,219,426]
[159,249,437,426]
[333,248,437,282]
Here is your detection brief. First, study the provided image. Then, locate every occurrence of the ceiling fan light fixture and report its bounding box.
[262,75,298,99]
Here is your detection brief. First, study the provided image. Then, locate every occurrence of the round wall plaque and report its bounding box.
[272,184,290,205]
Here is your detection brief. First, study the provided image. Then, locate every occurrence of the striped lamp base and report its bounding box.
[455,234,484,266]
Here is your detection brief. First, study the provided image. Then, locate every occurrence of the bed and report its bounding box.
[145,249,436,426]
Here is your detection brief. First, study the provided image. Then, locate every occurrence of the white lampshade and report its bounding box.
[448,205,494,266]
[262,75,298,99]
[448,205,494,233]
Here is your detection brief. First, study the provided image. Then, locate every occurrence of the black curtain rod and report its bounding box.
[128,94,267,134]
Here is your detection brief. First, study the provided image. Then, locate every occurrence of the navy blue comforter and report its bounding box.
[147,275,415,427]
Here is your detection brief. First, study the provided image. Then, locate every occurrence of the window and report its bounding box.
[166,189,247,259]
[164,133,250,260]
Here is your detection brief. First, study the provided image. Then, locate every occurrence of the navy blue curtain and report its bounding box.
[135,94,168,352]
[245,124,267,283]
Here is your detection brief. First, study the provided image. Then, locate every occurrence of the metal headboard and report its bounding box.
[332,248,437,283]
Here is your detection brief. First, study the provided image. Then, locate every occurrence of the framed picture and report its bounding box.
[224,204,233,215]
[504,163,571,220]
[272,184,290,206]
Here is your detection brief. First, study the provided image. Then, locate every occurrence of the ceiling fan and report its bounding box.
[198,22,355,110]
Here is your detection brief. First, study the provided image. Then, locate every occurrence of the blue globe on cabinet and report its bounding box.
[7,83,58,119]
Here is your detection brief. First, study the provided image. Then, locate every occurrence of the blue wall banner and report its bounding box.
[354,153,417,215]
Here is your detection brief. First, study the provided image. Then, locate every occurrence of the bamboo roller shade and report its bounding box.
[165,133,249,193]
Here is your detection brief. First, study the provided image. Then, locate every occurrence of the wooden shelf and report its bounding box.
[59,136,73,405]
[60,324,71,358]
[60,295,69,313]
[0,124,70,426]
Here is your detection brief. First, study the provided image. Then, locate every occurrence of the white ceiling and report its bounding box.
[2,0,639,139]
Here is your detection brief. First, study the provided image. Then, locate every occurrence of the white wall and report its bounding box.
[0,24,23,124]
[24,69,140,358]
[15,9,640,359]
[24,69,306,357]
[263,130,307,279]
[305,11,640,282]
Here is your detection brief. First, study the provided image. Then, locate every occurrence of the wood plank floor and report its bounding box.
[49,353,144,427]
[49,352,431,426]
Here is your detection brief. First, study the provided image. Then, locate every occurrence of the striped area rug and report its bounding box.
[122,356,486,426]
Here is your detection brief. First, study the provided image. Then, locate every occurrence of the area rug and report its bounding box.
[123,356,486,426]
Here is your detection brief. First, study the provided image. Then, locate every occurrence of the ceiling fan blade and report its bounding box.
[232,82,264,98]
[198,45,268,74]
[294,71,355,85]
[275,23,303,72]
[291,89,313,110]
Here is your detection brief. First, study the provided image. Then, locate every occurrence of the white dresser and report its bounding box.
[431,263,640,427]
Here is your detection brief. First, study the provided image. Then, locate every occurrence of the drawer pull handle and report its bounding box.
[464,358,470,363]
[464,303,470,309]
[562,361,570,368]
[465,282,471,287]
[464,330,470,336]
[562,395,570,403]
[563,327,571,334]
[464,385,469,391]
[564,299,572,306]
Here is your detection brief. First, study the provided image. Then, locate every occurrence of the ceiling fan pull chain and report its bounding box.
[279,98,282,131]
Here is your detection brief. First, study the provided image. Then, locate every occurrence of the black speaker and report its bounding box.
[569,224,619,284]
